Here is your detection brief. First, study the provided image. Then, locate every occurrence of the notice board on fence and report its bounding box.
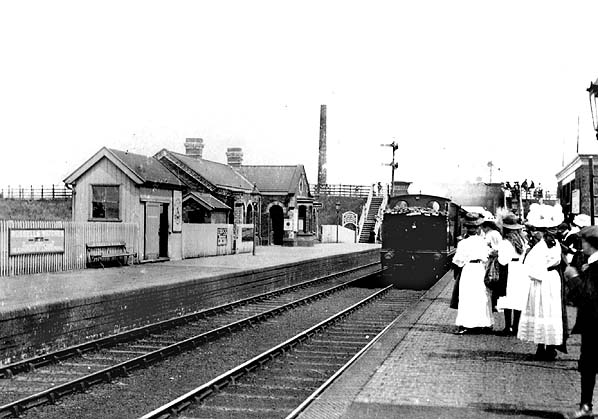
[217,228,228,246]
[9,229,65,256]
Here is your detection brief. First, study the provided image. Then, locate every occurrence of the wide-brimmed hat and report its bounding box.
[502,213,524,230]
[573,214,591,228]
[581,225,598,242]
[526,203,564,229]
[463,212,483,227]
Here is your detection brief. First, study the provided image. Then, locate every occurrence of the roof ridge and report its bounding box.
[240,164,301,168]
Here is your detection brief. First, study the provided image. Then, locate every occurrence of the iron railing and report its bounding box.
[311,184,372,198]
[0,185,72,200]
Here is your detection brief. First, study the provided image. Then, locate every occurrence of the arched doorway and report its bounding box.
[246,204,253,224]
[269,205,284,245]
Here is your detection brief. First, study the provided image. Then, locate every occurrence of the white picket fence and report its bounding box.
[0,220,138,277]
[182,223,254,258]
[320,225,358,243]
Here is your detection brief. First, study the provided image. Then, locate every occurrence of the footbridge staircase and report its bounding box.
[358,191,386,243]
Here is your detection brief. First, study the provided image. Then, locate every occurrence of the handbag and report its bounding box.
[484,255,501,289]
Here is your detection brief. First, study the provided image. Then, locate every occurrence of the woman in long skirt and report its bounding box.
[517,204,564,360]
[496,213,529,335]
[453,213,493,334]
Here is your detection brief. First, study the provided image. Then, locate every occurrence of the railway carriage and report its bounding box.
[379,194,465,290]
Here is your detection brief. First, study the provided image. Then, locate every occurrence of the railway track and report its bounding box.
[140,287,424,419]
[0,264,379,418]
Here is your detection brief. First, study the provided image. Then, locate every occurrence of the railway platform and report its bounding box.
[0,243,381,364]
[297,270,590,419]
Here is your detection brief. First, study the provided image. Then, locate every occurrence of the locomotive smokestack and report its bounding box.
[317,105,327,192]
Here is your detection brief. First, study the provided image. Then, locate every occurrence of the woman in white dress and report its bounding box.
[453,213,493,334]
[517,204,565,361]
[495,213,529,335]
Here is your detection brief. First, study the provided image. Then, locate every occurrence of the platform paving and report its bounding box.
[298,270,593,419]
[0,243,379,314]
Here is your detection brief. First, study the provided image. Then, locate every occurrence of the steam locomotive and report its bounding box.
[379,194,464,290]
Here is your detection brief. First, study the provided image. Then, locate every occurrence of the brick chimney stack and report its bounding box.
[226,147,243,168]
[185,138,204,159]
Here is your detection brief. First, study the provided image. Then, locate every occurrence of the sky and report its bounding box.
[1,1,598,195]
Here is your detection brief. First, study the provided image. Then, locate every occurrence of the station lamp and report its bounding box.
[250,184,260,255]
[335,202,341,243]
[588,78,598,141]
[587,78,598,225]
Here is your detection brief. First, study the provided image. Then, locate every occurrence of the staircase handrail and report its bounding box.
[373,191,388,243]
[358,186,374,239]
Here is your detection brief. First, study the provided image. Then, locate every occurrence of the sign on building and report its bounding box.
[572,189,580,214]
[283,218,293,231]
[9,229,65,256]
[342,211,358,227]
[241,227,254,242]
[172,190,182,232]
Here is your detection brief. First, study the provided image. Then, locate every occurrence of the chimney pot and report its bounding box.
[185,138,204,159]
[226,147,243,168]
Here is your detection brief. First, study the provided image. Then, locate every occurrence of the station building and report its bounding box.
[237,163,315,246]
[64,138,316,263]
[156,139,315,247]
[556,153,598,219]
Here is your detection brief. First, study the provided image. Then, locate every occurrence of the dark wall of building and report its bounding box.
[0,199,72,220]
[315,195,366,225]
[558,163,597,218]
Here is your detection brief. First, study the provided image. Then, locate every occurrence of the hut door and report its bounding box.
[159,203,169,258]
[144,202,160,260]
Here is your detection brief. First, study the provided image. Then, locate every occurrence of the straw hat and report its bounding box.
[526,203,564,229]
[501,213,524,230]
[463,212,483,227]
[573,214,591,228]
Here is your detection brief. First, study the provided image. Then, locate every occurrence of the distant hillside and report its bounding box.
[0,199,72,220]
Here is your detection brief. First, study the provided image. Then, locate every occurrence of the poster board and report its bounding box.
[217,228,228,246]
[172,190,182,232]
[9,229,65,256]
[572,189,580,214]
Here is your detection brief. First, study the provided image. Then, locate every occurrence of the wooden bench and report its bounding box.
[86,241,137,268]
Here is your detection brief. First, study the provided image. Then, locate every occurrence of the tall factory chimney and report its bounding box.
[317,105,327,193]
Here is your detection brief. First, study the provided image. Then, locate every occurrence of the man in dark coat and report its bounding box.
[564,225,598,418]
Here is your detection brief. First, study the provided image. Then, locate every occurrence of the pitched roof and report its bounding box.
[184,192,231,211]
[162,151,254,192]
[237,165,306,194]
[64,147,182,187]
[108,149,183,187]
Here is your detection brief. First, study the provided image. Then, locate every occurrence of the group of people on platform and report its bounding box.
[450,205,598,418]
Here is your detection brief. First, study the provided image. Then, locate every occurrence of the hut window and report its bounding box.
[92,185,120,220]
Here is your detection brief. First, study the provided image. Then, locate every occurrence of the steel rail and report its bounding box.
[0,267,380,419]
[0,261,379,380]
[139,284,394,419]
[284,297,408,419]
